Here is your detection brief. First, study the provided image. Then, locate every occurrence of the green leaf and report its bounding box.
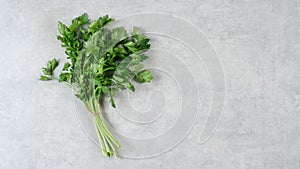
[102,86,108,94]
[69,13,89,31]
[109,89,116,108]
[122,81,135,92]
[49,58,59,71]
[40,58,58,81]
[62,62,71,71]
[132,64,144,73]
[132,26,139,36]
[111,27,127,41]
[88,15,114,34]
[134,69,153,83]
[42,68,50,75]
[39,75,52,81]
[130,53,148,62]
[58,21,69,35]
[113,76,125,83]
[85,41,100,56]
[59,72,71,82]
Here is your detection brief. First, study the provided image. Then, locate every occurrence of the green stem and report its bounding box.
[97,120,116,157]
[93,115,122,157]
[88,97,122,157]
[98,117,122,149]
[95,117,110,156]
[50,76,77,91]
[93,117,105,155]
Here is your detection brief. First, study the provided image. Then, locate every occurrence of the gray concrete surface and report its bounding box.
[0,0,299,168]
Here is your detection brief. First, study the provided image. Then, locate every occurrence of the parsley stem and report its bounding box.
[95,116,110,156]
[93,114,121,157]
[50,76,77,91]
[93,117,105,154]
[91,100,121,157]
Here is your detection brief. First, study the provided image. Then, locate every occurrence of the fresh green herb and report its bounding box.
[39,58,59,81]
[39,13,153,158]
[134,69,153,83]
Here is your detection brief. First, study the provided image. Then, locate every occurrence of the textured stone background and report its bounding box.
[0,0,299,168]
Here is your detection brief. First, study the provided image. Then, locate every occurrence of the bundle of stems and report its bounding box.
[84,97,122,157]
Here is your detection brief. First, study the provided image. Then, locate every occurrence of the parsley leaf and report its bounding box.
[39,58,58,81]
[134,69,153,83]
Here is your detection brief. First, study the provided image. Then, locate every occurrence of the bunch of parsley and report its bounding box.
[40,13,153,158]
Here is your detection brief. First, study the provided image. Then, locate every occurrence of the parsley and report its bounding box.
[39,58,59,81]
[40,13,153,158]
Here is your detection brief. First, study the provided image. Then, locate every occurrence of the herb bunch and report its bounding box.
[40,13,153,158]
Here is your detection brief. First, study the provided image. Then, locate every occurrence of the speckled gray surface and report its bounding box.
[0,0,300,168]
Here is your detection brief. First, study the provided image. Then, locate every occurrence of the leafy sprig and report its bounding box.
[40,58,59,81]
[39,13,153,157]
